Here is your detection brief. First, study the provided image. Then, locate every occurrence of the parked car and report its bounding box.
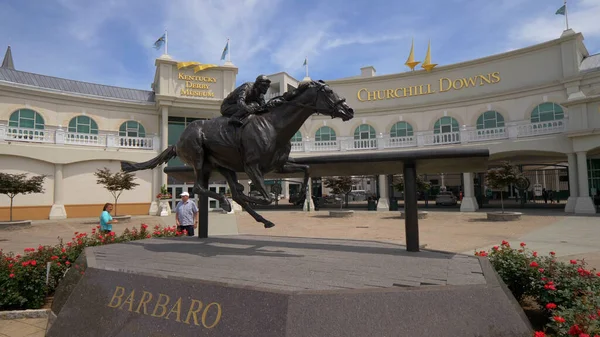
[435,191,458,206]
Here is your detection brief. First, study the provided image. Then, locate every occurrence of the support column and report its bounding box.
[149,168,160,215]
[160,106,169,193]
[460,172,478,212]
[565,153,579,212]
[377,174,389,211]
[49,164,67,220]
[574,151,596,214]
[303,177,315,211]
[403,163,420,252]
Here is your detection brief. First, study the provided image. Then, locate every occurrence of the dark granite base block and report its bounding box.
[46,236,532,337]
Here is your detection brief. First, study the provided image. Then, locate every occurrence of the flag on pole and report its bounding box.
[555,4,566,15]
[153,34,166,50]
[221,40,229,61]
[303,58,307,66]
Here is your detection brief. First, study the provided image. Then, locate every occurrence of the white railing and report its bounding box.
[64,132,104,146]
[311,140,340,152]
[516,120,565,137]
[467,127,507,142]
[291,141,304,152]
[117,136,154,149]
[0,125,158,150]
[0,117,569,154]
[384,136,416,148]
[351,138,378,150]
[5,126,54,143]
[423,132,460,146]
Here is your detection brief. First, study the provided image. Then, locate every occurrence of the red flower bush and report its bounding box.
[0,224,184,310]
[475,241,600,337]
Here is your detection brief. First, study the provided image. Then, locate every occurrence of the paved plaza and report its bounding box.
[1,208,599,336]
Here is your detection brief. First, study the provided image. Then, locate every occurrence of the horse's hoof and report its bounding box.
[264,222,275,229]
[221,201,232,213]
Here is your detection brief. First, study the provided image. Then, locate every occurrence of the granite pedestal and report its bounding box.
[47,235,532,337]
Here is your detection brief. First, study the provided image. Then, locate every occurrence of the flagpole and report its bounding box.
[305,56,309,78]
[564,0,569,30]
[227,38,231,62]
[165,29,168,55]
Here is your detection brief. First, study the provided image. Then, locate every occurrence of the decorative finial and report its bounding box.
[421,40,437,72]
[404,39,420,71]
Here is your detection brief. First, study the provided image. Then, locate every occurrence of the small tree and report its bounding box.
[393,175,431,194]
[486,162,526,213]
[94,167,139,216]
[324,176,355,209]
[0,173,46,222]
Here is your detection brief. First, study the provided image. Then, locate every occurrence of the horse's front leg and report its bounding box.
[276,161,310,199]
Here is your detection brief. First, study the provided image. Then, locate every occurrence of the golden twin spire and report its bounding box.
[404,39,437,72]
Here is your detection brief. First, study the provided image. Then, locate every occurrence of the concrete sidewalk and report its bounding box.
[463,216,600,269]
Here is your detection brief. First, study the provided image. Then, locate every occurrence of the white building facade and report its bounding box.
[1,29,599,220]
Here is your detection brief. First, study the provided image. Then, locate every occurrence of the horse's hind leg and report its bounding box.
[218,167,275,229]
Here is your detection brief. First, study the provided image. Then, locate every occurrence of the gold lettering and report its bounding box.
[177,73,217,83]
[478,74,492,85]
[119,289,135,312]
[367,91,377,101]
[452,79,464,90]
[356,71,501,101]
[491,71,501,83]
[439,78,452,92]
[107,286,125,308]
[151,294,170,318]
[165,298,183,322]
[180,89,216,97]
[386,89,396,99]
[464,76,478,88]
[135,291,153,315]
[426,84,435,94]
[357,88,367,102]
[202,302,222,329]
[184,299,203,325]
[178,73,185,80]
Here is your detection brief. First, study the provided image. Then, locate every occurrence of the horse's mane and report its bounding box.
[269,80,323,103]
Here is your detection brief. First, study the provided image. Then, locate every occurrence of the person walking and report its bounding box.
[175,192,198,236]
[100,203,118,234]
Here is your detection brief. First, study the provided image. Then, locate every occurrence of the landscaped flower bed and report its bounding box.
[0,224,185,311]
[476,241,600,337]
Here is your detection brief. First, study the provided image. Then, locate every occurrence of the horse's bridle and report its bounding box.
[271,83,346,115]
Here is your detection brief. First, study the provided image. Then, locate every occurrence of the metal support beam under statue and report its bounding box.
[165,148,490,251]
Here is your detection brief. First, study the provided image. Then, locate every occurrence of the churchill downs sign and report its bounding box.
[357,71,501,102]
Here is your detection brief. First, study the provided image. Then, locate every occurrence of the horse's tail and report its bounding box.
[120,145,177,172]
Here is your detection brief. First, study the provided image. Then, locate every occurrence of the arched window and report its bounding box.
[68,116,98,134]
[531,103,564,123]
[315,126,336,141]
[353,124,376,140]
[390,122,413,137]
[119,121,146,138]
[8,109,45,129]
[433,117,459,134]
[476,111,505,129]
[291,131,302,142]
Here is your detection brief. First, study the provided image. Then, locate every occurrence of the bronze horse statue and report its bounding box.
[120,80,354,228]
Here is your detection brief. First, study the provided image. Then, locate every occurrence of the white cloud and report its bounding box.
[325,34,408,49]
[509,0,600,45]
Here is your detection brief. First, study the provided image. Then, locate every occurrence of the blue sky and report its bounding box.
[1,0,599,91]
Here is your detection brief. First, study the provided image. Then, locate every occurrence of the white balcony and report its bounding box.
[0,125,159,151]
[289,118,568,153]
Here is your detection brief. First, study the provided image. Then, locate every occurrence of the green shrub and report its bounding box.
[0,224,183,311]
